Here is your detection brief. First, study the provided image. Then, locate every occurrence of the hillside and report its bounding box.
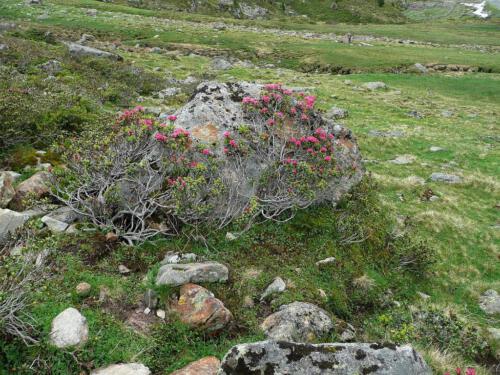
[0,0,499,374]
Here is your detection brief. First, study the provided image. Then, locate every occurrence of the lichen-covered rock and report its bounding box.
[91,363,151,375]
[156,262,229,286]
[65,42,123,61]
[260,277,286,301]
[430,172,462,184]
[362,81,387,91]
[170,284,233,334]
[479,289,500,315]
[50,307,88,348]
[170,356,220,375]
[234,3,268,19]
[218,341,432,375]
[9,171,51,210]
[0,208,44,244]
[261,302,333,342]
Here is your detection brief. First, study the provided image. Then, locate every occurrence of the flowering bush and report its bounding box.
[56,84,360,243]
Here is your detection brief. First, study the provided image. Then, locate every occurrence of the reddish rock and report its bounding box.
[170,356,220,375]
[170,284,232,334]
[10,171,51,210]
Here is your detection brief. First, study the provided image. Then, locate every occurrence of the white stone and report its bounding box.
[316,257,336,266]
[91,363,151,375]
[41,215,69,233]
[260,277,286,301]
[156,309,166,319]
[50,308,88,348]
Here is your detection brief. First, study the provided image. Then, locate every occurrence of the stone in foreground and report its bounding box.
[169,284,233,334]
[479,289,500,315]
[218,341,431,375]
[91,363,151,375]
[50,307,88,348]
[430,172,461,184]
[261,302,333,342]
[0,208,43,244]
[156,262,228,286]
[170,356,220,375]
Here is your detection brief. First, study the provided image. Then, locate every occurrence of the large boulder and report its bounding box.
[174,82,364,216]
[218,341,432,374]
[261,302,333,342]
[0,172,15,208]
[156,262,229,286]
[65,42,123,61]
[170,356,220,375]
[169,284,233,334]
[91,363,151,375]
[50,307,88,348]
[9,171,51,210]
[0,208,45,244]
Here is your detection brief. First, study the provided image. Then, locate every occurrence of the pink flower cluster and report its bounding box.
[445,368,475,375]
[171,127,190,138]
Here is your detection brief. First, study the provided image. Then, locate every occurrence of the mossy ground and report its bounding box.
[0,0,499,374]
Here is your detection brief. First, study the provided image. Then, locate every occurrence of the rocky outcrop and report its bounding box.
[50,307,88,348]
[169,284,233,334]
[218,341,432,374]
[170,356,220,375]
[156,262,229,286]
[261,302,333,342]
[91,363,151,375]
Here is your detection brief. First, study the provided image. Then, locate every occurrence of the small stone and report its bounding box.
[119,265,131,274]
[105,231,118,242]
[156,262,228,286]
[316,257,336,267]
[225,232,237,241]
[50,308,88,348]
[390,155,416,165]
[170,356,220,375]
[430,173,462,184]
[441,110,454,118]
[414,63,428,73]
[41,215,69,233]
[0,172,15,208]
[417,291,430,300]
[144,307,151,315]
[479,290,500,315]
[212,57,232,70]
[318,289,327,299]
[488,327,500,341]
[408,110,423,119]
[362,81,387,91]
[429,146,445,152]
[91,363,151,375]
[76,282,91,296]
[86,8,97,16]
[325,107,348,119]
[156,309,166,319]
[260,277,286,301]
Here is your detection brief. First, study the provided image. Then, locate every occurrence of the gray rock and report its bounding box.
[50,307,88,348]
[161,252,197,265]
[91,363,151,375]
[488,327,500,341]
[260,277,286,301]
[316,257,336,267]
[414,63,428,73]
[0,208,43,244]
[261,302,333,342]
[479,289,500,315]
[0,172,15,208]
[430,172,462,184]
[157,87,181,99]
[66,42,123,61]
[212,57,232,70]
[41,215,69,233]
[362,81,387,91]
[368,130,404,138]
[441,110,454,118]
[325,107,348,119]
[77,33,95,44]
[390,155,416,165]
[235,3,268,19]
[408,110,423,119]
[45,206,79,224]
[39,60,62,75]
[156,262,229,286]
[429,146,445,152]
[0,44,8,51]
[218,341,431,374]
[86,8,97,17]
[339,323,356,342]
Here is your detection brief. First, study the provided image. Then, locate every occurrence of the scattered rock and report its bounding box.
[430,172,462,184]
[260,277,286,301]
[315,257,336,267]
[414,63,428,73]
[243,296,254,308]
[212,57,232,70]
[441,110,454,118]
[429,146,445,152]
[325,106,348,119]
[390,154,416,165]
[156,309,166,319]
[157,87,181,99]
[50,308,88,348]
[363,81,387,91]
[91,363,151,375]
[488,327,500,341]
[41,215,68,233]
[9,171,51,211]
[39,60,62,75]
[417,291,430,300]
[169,284,233,333]
[45,206,79,224]
[408,110,423,119]
[66,42,123,61]
[161,252,197,265]
[235,3,268,19]
[156,262,229,286]
[0,172,15,208]
[170,356,220,375]
[368,130,404,138]
[261,302,333,342]
[76,282,91,296]
[144,289,158,309]
[118,264,131,274]
[479,290,500,315]
[339,323,356,342]
[218,341,431,374]
[0,209,40,244]
[77,33,95,44]
[86,8,98,16]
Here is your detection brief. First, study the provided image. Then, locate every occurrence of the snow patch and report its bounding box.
[462,1,490,18]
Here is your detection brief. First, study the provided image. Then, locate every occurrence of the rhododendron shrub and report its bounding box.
[57,85,360,243]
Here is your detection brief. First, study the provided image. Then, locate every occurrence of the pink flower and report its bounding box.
[465,369,475,375]
[229,139,237,147]
[301,114,309,121]
[276,111,284,118]
[260,107,269,114]
[283,89,293,95]
[291,160,298,166]
[320,146,327,153]
[295,141,301,147]
[264,83,281,91]
[261,95,271,104]
[328,133,334,139]
[223,147,228,154]
[307,148,314,153]
[202,148,211,155]
[290,107,297,115]
[154,132,167,142]
[223,131,231,138]
[168,115,177,121]
[135,105,145,111]
[324,155,332,162]
[267,118,276,126]
[456,368,462,375]
[289,137,297,143]
[306,136,319,143]
[172,127,189,138]
[189,161,198,168]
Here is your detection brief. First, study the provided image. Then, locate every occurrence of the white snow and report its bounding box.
[462,1,490,18]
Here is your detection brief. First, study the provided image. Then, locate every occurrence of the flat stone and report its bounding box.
[316,257,336,267]
[161,252,197,265]
[41,215,69,233]
[169,284,233,334]
[429,146,445,152]
[66,42,123,61]
[430,172,462,184]
[414,63,428,73]
[368,130,405,138]
[91,363,151,375]
[218,341,431,374]
[44,206,79,224]
[390,155,416,165]
[261,302,333,342]
[170,356,220,375]
[362,81,387,90]
[156,262,228,286]
[479,289,500,315]
[260,277,286,301]
[50,307,88,348]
